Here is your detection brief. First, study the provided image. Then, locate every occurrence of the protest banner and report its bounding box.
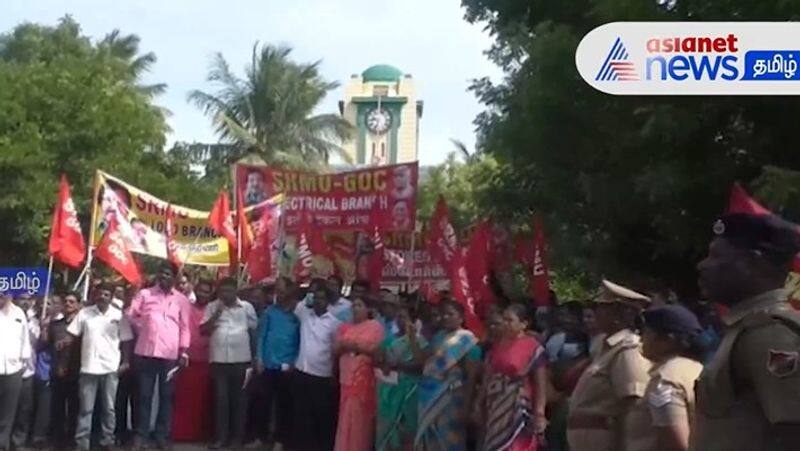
[381,231,447,284]
[235,162,418,233]
[90,171,230,266]
[0,268,47,297]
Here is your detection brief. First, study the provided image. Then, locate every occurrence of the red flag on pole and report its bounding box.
[95,216,142,286]
[466,220,495,314]
[208,189,237,268]
[165,205,183,270]
[531,216,551,307]
[292,232,314,283]
[236,188,254,264]
[427,197,483,335]
[727,182,771,215]
[247,203,278,283]
[48,175,86,268]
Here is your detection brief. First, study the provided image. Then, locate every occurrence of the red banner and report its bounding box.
[95,216,142,287]
[235,163,418,232]
[381,231,447,284]
[49,175,86,268]
[428,197,483,335]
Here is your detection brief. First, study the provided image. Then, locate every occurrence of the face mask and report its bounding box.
[304,292,315,306]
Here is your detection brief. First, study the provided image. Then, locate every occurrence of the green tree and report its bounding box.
[187,43,353,172]
[462,0,800,295]
[0,17,213,264]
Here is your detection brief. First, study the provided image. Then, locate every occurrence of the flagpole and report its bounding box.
[81,170,101,302]
[42,256,54,318]
[233,173,242,284]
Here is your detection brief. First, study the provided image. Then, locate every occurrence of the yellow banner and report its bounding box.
[90,171,229,266]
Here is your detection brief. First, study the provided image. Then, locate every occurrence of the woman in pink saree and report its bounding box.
[334,297,385,451]
[479,303,548,451]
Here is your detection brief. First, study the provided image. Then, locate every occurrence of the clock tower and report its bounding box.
[339,64,423,165]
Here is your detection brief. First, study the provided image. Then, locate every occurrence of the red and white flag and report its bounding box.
[466,220,495,314]
[48,175,86,268]
[208,189,237,268]
[531,216,551,307]
[428,197,483,335]
[165,205,183,270]
[95,216,142,286]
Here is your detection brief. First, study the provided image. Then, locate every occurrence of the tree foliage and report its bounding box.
[462,0,800,295]
[187,43,354,173]
[0,17,213,265]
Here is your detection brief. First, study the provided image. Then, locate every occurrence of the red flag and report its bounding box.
[428,197,483,335]
[236,188,254,264]
[95,216,142,286]
[466,220,495,313]
[208,189,237,267]
[165,205,183,270]
[531,216,551,307]
[292,232,314,283]
[48,175,86,268]
[247,203,278,283]
[727,183,771,215]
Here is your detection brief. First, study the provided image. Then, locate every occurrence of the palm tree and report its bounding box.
[188,43,353,169]
[98,29,167,98]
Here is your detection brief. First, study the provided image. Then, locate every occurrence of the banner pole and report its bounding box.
[275,209,287,280]
[42,256,54,319]
[233,171,242,281]
[81,247,94,302]
[79,170,102,302]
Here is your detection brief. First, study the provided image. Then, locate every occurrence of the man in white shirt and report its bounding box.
[0,292,30,450]
[292,285,342,451]
[11,294,39,451]
[200,278,258,450]
[66,284,133,451]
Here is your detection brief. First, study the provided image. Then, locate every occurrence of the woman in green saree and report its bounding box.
[376,305,429,451]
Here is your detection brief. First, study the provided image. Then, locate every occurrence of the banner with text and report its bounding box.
[90,171,229,266]
[0,268,47,296]
[236,163,418,233]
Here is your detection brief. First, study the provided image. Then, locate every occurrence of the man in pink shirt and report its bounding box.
[126,263,191,450]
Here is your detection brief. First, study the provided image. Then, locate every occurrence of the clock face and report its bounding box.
[366,108,392,134]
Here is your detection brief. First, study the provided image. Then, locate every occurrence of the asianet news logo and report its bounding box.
[576,23,800,95]
[641,34,740,81]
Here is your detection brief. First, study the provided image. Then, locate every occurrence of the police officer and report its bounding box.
[691,213,800,451]
[567,280,652,451]
[628,305,704,451]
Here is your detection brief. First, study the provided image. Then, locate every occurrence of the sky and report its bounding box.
[3,0,503,166]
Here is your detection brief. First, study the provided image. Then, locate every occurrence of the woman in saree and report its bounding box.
[376,305,428,451]
[414,301,481,451]
[333,297,385,451]
[479,303,548,451]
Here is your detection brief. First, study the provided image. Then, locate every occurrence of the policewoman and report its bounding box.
[628,305,704,451]
[566,280,652,451]
[691,213,800,451]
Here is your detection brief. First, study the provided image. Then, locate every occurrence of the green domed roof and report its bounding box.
[361,64,403,82]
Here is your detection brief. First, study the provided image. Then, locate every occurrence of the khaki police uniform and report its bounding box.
[690,289,800,451]
[626,356,703,451]
[567,280,652,451]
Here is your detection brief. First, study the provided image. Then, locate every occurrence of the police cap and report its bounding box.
[642,304,702,335]
[713,213,800,265]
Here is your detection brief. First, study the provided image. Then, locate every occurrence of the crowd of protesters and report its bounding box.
[2,212,800,451]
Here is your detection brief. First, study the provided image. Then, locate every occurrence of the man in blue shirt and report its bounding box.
[255,278,300,450]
